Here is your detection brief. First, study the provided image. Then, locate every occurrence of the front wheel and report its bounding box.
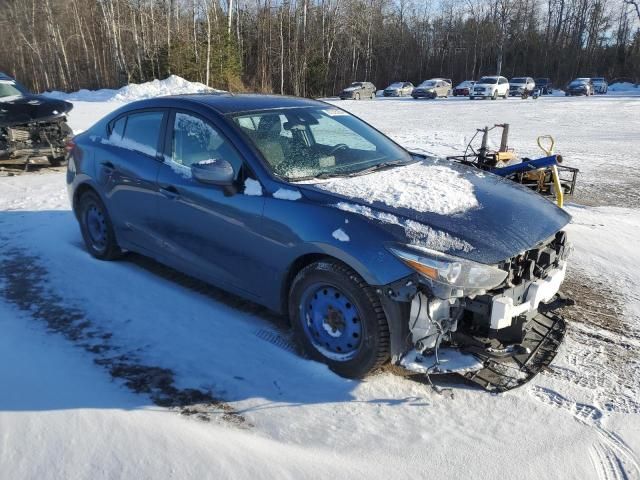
[354,92,360,100]
[289,260,390,378]
[491,90,498,100]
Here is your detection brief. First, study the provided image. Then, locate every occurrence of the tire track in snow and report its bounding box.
[530,386,640,479]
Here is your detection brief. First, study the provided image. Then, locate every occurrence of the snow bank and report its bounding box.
[609,82,639,93]
[44,75,222,102]
[317,161,479,216]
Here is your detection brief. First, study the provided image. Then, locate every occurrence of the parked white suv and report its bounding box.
[509,77,536,96]
[470,76,509,100]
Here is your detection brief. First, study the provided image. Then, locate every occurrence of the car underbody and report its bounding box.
[383,230,572,392]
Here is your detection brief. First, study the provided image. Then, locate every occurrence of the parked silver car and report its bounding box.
[591,77,608,94]
[509,77,536,96]
[339,82,376,100]
[412,79,451,99]
[383,81,414,97]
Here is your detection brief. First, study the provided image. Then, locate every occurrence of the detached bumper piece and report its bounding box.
[457,297,568,392]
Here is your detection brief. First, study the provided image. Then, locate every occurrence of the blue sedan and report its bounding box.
[67,94,571,388]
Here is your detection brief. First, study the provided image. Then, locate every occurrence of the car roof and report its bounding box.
[135,93,328,115]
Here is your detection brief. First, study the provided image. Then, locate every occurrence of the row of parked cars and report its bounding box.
[339,76,609,100]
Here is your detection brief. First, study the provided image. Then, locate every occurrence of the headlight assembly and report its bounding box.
[387,245,508,298]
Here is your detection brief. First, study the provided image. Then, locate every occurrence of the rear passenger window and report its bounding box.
[121,111,164,157]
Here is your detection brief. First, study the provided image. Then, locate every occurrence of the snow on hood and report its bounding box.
[342,86,361,92]
[316,161,479,216]
[43,75,223,103]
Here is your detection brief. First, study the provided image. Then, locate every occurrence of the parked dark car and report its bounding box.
[453,80,475,96]
[339,82,376,100]
[565,78,593,96]
[67,94,571,387]
[534,78,553,95]
[0,72,73,165]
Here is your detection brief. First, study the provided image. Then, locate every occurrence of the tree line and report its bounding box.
[0,0,638,97]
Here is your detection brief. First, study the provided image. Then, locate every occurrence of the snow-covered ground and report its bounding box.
[1,78,640,479]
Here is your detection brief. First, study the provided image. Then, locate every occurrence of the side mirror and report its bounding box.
[191,159,235,186]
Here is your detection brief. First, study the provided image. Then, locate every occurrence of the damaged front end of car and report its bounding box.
[379,230,572,392]
[0,75,73,168]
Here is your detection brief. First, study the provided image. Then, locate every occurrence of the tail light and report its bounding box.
[65,138,76,152]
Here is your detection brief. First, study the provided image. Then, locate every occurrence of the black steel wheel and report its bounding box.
[289,260,390,378]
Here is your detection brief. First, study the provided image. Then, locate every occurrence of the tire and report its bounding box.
[48,156,65,167]
[355,92,360,100]
[469,96,474,100]
[491,90,498,100]
[289,260,390,378]
[77,190,122,260]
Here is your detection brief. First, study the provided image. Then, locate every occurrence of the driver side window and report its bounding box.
[171,112,243,176]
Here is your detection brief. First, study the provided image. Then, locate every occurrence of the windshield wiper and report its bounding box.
[348,158,418,177]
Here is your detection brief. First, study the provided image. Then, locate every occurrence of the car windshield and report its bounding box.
[388,82,403,88]
[570,80,586,86]
[418,81,436,87]
[592,78,604,83]
[349,82,362,87]
[511,77,527,83]
[478,77,497,84]
[457,81,473,87]
[232,107,413,181]
[0,80,25,99]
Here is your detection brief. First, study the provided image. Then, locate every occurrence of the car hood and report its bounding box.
[298,158,571,264]
[342,87,361,92]
[0,94,73,127]
[474,83,497,88]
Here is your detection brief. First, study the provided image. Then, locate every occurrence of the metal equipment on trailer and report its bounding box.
[447,124,578,207]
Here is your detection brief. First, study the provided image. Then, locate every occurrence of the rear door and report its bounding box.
[153,110,267,298]
[96,109,167,250]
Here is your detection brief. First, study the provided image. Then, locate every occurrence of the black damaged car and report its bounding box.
[0,72,73,166]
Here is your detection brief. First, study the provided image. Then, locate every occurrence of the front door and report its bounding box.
[154,110,267,298]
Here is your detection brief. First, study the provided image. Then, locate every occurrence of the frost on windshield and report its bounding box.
[320,161,479,216]
[335,202,473,253]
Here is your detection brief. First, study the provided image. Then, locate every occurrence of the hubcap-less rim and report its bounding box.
[300,284,362,361]
[85,203,107,251]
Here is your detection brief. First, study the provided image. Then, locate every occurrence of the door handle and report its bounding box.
[159,185,180,199]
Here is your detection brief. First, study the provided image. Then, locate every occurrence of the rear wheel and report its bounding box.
[78,190,122,260]
[289,260,390,378]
